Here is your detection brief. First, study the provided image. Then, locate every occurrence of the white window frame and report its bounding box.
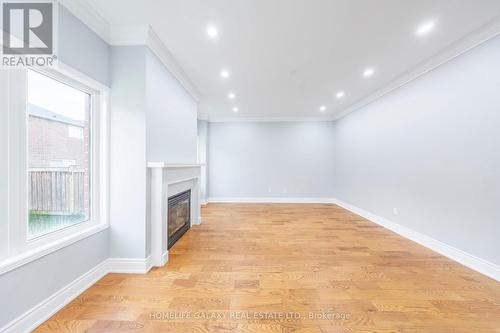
[0,62,109,274]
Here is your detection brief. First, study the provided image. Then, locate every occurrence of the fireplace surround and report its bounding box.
[148,163,202,267]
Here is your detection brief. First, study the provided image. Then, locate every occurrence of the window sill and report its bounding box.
[0,223,109,276]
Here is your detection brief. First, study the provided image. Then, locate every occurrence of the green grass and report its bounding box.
[29,212,87,237]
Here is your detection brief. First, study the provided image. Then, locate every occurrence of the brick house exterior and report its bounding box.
[28,104,90,216]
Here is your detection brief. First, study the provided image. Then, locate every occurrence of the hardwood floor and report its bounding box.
[35,203,500,332]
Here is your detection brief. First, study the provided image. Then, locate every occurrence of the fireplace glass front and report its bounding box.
[167,190,191,249]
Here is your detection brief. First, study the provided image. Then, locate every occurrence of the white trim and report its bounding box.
[0,224,108,276]
[161,251,169,266]
[197,113,209,121]
[108,25,201,102]
[0,256,156,333]
[207,116,336,123]
[60,1,500,123]
[208,197,335,204]
[333,199,500,282]
[108,25,149,45]
[58,0,110,42]
[107,256,153,274]
[148,163,204,169]
[0,62,110,275]
[205,17,500,123]
[145,27,201,102]
[333,16,500,121]
[58,2,201,102]
[1,62,110,272]
[167,177,198,187]
[0,259,109,333]
[54,61,111,91]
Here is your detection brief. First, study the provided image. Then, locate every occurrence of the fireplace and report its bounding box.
[168,190,191,249]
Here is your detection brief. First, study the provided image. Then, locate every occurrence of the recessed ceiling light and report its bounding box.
[363,68,375,78]
[319,105,327,112]
[232,107,239,112]
[416,21,435,36]
[207,25,218,38]
[228,93,236,100]
[220,70,230,78]
[336,91,345,99]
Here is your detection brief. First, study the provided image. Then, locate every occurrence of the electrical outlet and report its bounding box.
[393,208,399,215]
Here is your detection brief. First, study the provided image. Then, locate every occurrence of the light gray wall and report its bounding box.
[0,74,7,259]
[197,119,209,201]
[208,121,335,199]
[0,5,110,328]
[111,47,200,259]
[58,5,110,86]
[334,35,500,266]
[0,231,108,327]
[146,50,198,163]
[109,45,148,259]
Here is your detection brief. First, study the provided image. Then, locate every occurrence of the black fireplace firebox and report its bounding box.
[167,190,191,249]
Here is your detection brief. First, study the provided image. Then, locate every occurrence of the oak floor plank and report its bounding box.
[34,203,500,332]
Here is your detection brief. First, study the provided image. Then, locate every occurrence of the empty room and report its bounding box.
[1,0,500,332]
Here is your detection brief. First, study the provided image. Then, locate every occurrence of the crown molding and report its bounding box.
[197,113,209,121]
[58,1,201,102]
[108,25,150,46]
[334,15,500,121]
[145,27,201,102]
[207,115,336,123]
[108,25,201,102]
[59,1,499,121]
[58,0,110,42]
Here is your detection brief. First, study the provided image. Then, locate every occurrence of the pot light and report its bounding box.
[363,68,375,78]
[228,93,236,100]
[336,91,345,99]
[207,25,218,39]
[220,70,230,78]
[416,21,435,36]
[319,105,327,112]
[232,106,239,112]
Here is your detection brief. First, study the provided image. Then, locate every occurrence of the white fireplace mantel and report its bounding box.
[148,162,203,267]
[147,162,204,168]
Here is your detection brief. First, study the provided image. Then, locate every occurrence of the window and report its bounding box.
[27,70,91,238]
[1,65,109,268]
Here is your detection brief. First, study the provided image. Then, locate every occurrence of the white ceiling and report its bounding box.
[85,0,500,120]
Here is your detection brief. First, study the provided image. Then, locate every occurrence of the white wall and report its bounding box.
[208,121,335,200]
[110,47,199,259]
[334,35,500,266]
[146,50,198,164]
[0,5,110,328]
[197,119,209,201]
[109,45,148,259]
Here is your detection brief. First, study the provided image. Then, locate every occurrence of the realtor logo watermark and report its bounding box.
[1,0,57,67]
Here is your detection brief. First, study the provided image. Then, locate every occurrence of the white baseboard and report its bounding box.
[1,256,156,333]
[107,256,153,274]
[161,251,169,266]
[1,260,109,333]
[3,199,499,333]
[208,197,335,204]
[333,199,500,282]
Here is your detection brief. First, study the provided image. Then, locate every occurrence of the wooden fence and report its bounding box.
[29,168,86,213]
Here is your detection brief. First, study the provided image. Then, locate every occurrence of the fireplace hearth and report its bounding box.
[168,190,191,249]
